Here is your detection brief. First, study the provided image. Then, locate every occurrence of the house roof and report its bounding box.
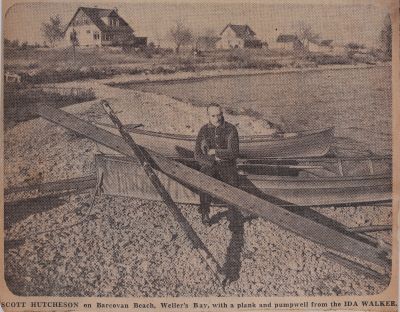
[319,39,333,46]
[309,38,333,46]
[220,24,257,40]
[64,7,134,34]
[276,34,299,42]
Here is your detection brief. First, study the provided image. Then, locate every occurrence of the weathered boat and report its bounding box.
[95,154,392,208]
[94,121,334,158]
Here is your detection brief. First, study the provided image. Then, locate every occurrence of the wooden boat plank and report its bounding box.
[95,154,391,207]
[323,252,390,285]
[348,225,392,233]
[5,175,97,195]
[35,103,390,268]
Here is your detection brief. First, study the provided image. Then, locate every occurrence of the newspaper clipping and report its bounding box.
[1,0,399,311]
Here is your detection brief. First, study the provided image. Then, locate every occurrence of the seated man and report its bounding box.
[194,104,241,228]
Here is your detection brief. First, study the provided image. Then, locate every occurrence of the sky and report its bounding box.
[3,1,391,47]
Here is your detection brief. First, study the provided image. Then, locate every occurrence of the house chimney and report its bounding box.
[114,7,118,13]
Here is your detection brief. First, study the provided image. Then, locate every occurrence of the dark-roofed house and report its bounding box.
[62,7,146,47]
[216,24,263,49]
[273,34,305,51]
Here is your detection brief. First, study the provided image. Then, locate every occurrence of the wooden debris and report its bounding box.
[34,103,390,268]
[323,252,390,285]
[5,175,97,195]
[348,225,392,233]
[101,100,224,283]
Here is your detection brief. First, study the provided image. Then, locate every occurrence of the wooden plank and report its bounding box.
[323,252,390,285]
[4,175,97,195]
[368,159,375,175]
[101,101,223,283]
[338,159,344,176]
[348,225,392,233]
[237,164,324,169]
[34,103,390,268]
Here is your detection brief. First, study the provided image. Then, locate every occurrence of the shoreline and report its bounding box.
[105,63,390,87]
[35,62,391,145]
[3,62,392,297]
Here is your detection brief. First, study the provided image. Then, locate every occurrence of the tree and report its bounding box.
[4,38,11,46]
[10,39,19,48]
[70,29,79,61]
[294,21,320,49]
[380,14,391,58]
[169,21,193,53]
[20,41,28,49]
[196,28,217,50]
[345,42,365,50]
[41,15,64,47]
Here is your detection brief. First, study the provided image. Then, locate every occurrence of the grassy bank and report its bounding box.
[4,84,96,128]
[5,46,386,84]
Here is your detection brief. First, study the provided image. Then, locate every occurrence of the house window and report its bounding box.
[87,30,91,34]
[109,18,119,27]
[102,33,113,41]
[93,32,100,40]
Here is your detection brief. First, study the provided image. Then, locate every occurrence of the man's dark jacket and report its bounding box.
[194,121,239,167]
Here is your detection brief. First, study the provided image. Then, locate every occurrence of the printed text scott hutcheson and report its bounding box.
[0,301,79,308]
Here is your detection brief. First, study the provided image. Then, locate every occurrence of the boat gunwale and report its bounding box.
[94,121,334,143]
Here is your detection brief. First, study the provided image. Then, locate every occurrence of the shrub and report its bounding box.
[245,59,283,70]
[24,67,114,84]
[306,54,353,65]
[167,56,197,72]
[226,49,251,63]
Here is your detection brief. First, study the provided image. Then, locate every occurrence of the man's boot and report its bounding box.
[201,212,211,226]
[198,205,211,226]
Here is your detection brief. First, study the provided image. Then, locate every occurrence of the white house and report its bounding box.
[216,24,262,49]
[61,7,146,47]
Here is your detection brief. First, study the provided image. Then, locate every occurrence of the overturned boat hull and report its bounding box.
[95,154,392,207]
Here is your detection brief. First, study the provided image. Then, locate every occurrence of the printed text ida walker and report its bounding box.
[1,300,396,309]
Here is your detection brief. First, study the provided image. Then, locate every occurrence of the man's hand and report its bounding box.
[207,149,216,155]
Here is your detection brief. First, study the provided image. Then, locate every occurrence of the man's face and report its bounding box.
[208,106,223,127]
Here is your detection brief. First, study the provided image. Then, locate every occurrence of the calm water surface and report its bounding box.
[126,66,392,154]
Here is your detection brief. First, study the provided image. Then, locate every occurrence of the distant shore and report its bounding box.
[106,62,389,88]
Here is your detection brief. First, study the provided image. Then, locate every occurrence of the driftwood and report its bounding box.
[34,103,391,270]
